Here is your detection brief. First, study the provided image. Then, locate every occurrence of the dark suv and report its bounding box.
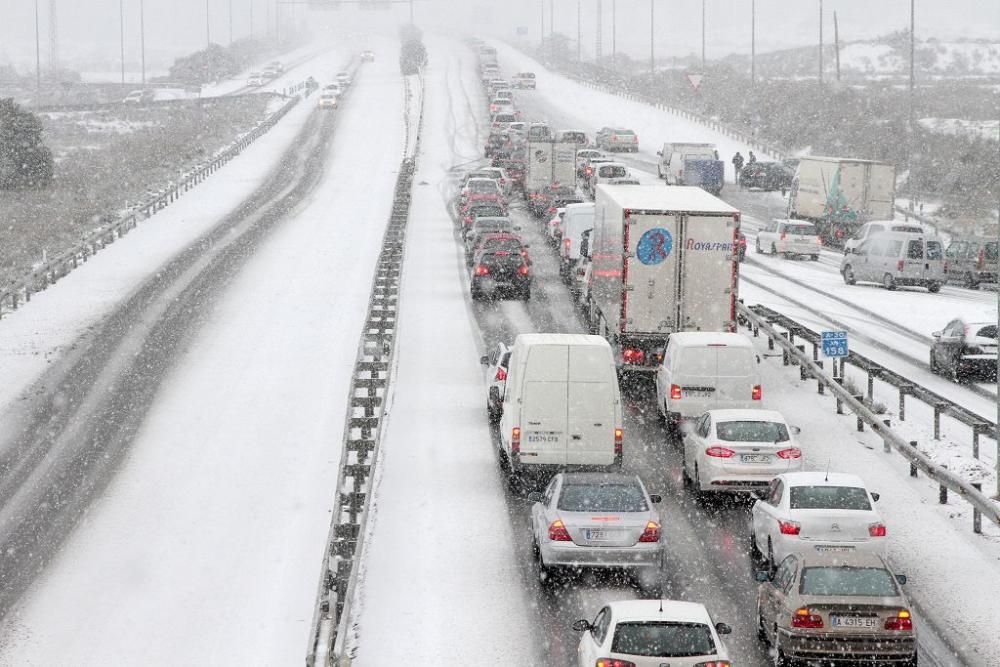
[470,238,532,301]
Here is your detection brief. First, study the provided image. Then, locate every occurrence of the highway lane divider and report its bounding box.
[305,71,425,667]
[738,301,1000,534]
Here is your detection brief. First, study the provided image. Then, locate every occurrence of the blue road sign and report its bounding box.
[821,331,849,358]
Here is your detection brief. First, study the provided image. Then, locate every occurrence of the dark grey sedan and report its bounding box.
[930,319,998,382]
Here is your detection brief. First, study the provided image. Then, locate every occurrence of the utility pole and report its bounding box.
[206,0,212,47]
[751,0,756,86]
[34,0,41,89]
[818,0,824,85]
[595,0,603,61]
[612,0,616,71]
[119,0,126,86]
[48,0,58,72]
[540,0,544,48]
[833,10,841,82]
[140,0,146,83]
[229,0,234,43]
[701,0,706,71]
[909,0,915,137]
[577,0,582,62]
[649,0,654,74]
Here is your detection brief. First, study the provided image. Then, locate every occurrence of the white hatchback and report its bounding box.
[750,471,887,573]
[755,220,822,260]
[574,599,732,667]
[682,409,803,496]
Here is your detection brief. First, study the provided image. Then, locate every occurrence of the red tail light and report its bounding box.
[868,522,887,537]
[547,206,556,214]
[548,519,572,541]
[897,259,905,272]
[511,427,520,455]
[780,232,787,240]
[563,237,571,251]
[622,348,645,364]
[778,520,801,535]
[776,448,802,459]
[596,660,636,667]
[474,265,490,276]
[494,366,507,382]
[517,264,530,276]
[670,384,682,400]
[585,166,593,176]
[705,446,735,458]
[977,249,985,270]
[751,384,762,400]
[638,520,660,543]
[614,428,623,456]
[695,663,732,667]
[792,607,824,629]
[885,609,913,631]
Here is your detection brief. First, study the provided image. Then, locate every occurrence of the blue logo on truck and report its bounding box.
[636,228,673,265]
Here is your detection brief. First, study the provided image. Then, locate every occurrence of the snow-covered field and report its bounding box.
[0,39,405,664]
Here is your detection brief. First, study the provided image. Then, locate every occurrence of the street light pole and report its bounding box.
[34,0,41,90]
[577,0,581,62]
[818,0,824,85]
[751,0,756,86]
[649,0,654,74]
[612,0,616,71]
[119,0,126,86]
[206,0,211,47]
[229,0,233,43]
[140,0,146,84]
[701,0,706,71]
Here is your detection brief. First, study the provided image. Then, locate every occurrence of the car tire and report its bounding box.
[773,641,795,667]
[750,529,762,562]
[487,400,501,424]
[755,239,763,254]
[521,287,531,301]
[810,254,819,261]
[766,538,777,575]
[756,607,769,643]
[927,281,941,293]
[770,243,778,256]
[883,273,897,291]
[843,265,856,285]
[965,272,979,290]
[692,464,707,502]
[929,351,939,374]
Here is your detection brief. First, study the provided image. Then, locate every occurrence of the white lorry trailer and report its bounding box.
[588,185,741,372]
[525,140,578,216]
[788,156,895,245]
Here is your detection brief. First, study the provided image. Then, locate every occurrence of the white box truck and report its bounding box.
[788,156,895,245]
[498,334,624,480]
[588,185,741,372]
[526,140,578,216]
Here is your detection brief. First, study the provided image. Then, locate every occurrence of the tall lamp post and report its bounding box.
[34,0,42,90]
[751,0,756,87]
[577,0,582,62]
[206,0,212,47]
[649,0,654,74]
[119,0,126,86]
[701,0,706,71]
[140,0,146,84]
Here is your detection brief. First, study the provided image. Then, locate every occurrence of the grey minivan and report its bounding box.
[840,232,945,292]
[944,236,998,289]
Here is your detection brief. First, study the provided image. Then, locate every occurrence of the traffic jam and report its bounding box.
[449,41,924,667]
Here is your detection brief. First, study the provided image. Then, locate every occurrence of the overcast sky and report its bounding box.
[0,0,997,73]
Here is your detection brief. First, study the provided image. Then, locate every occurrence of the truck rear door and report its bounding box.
[625,212,680,334]
[678,214,739,332]
[552,143,578,189]
[526,142,554,192]
[566,345,618,466]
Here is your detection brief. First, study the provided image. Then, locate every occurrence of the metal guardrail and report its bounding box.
[738,302,1000,534]
[305,72,425,667]
[0,82,317,319]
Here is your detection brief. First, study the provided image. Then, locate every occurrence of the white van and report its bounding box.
[654,332,762,428]
[499,334,624,479]
[840,231,945,292]
[559,203,595,277]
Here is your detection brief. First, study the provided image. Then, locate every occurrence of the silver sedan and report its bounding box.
[528,472,664,594]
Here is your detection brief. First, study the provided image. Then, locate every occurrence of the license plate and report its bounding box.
[685,390,711,397]
[815,545,855,553]
[831,615,878,629]
[741,454,771,464]
[584,529,616,541]
[526,431,560,444]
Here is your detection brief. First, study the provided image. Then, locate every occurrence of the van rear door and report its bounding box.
[566,345,619,466]
[520,346,568,465]
[713,346,757,409]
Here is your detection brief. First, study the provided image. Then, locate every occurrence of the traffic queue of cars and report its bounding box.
[247,60,285,87]
[317,68,356,110]
[465,47,919,667]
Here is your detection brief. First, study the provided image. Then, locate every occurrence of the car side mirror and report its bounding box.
[756,354,761,364]
[479,355,489,365]
[656,150,662,156]
[754,570,772,583]
[572,619,592,632]
[790,426,802,435]
[895,574,907,585]
[649,494,662,504]
[715,622,733,635]
[871,492,880,502]
[526,491,544,503]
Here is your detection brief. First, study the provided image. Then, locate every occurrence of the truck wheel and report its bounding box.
[883,273,897,291]
[965,272,979,289]
[927,282,941,293]
[755,239,762,254]
[810,254,819,261]
[843,265,856,285]
[521,287,531,300]
[770,243,778,255]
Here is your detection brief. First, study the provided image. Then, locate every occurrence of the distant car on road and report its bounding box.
[512,71,536,89]
[322,83,342,97]
[470,243,532,301]
[930,319,998,382]
[335,72,352,87]
[528,472,664,593]
[740,161,793,192]
[755,551,916,667]
[122,89,154,104]
[360,50,375,62]
[944,235,998,288]
[573,599,732,667]
[750,471,886,574]
[262,64,281,78]
[247,72,265,86]
[595,127,638,152]
[557,129,588,145]
[756,220,821,260]
[840,231,945,292]
[267,60,284,74]
[317,92,338,109]
[843,220,925,256]
[480,341,511,423]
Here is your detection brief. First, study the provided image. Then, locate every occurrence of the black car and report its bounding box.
[470,244,532,301]
[930,319,998,382]
[740,161,793,192]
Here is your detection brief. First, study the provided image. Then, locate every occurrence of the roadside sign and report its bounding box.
[821,331,848,358]
[686,73,704,91]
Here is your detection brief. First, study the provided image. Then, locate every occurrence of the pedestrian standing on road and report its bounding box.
[748,150,757,165]
[732,152,744,186]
